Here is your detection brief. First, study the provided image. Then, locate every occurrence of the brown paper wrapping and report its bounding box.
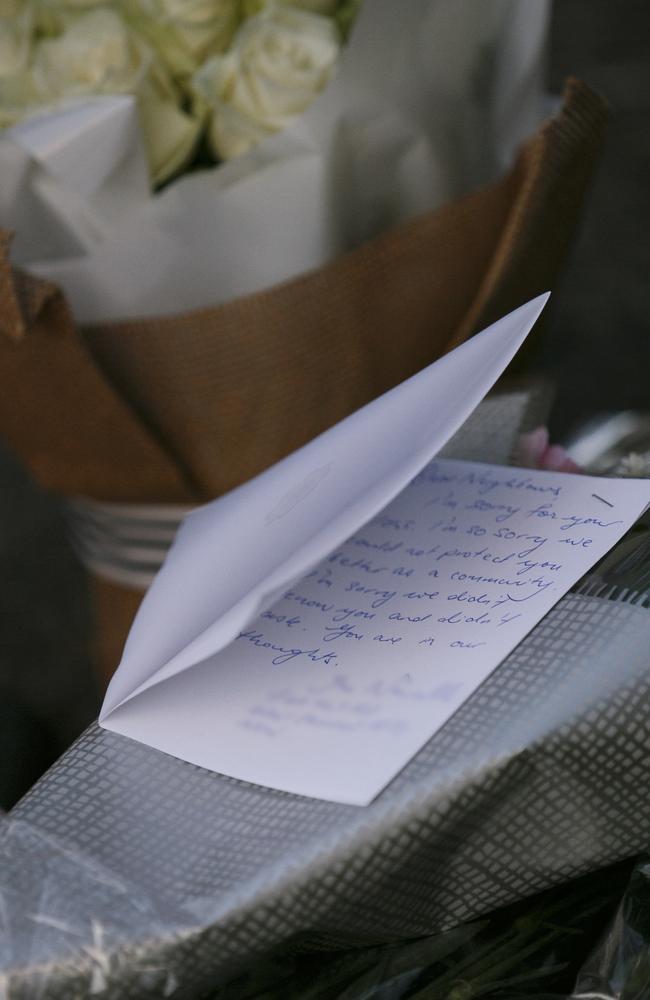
[0,80,607,685]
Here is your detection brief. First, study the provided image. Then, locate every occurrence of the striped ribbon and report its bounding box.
[66,497,194,589]
[572,522,650,608]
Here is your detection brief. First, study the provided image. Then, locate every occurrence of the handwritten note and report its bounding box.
[102,458,650,804]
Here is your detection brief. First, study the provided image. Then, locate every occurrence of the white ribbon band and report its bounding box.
[64,392,543,590]
[66,497,194,589]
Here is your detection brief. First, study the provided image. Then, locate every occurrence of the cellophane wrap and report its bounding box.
[2,395,650,999]
[569,858,650,1000]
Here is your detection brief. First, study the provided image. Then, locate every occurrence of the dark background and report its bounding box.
[543,0,650,435]
[1,0,649,807]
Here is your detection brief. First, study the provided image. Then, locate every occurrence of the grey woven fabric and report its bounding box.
[2,392,650,999]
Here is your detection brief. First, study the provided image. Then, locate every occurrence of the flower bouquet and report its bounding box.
[1,0,364,183]
[0,0,607,689]
[5,5,650,998]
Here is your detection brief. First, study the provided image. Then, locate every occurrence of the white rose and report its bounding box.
[32,8,148,97]
[193,5,340,160]
[137,71,203,185]
[242,0,339,16]
[44,0,106,8]
[34,0,108,38]
[0,3,35,127]
[0,0,28,14]
[0,3,32,78]
[122,0,240,76]
[25,9,200,185]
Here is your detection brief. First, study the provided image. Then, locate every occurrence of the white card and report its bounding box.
[100,295,649,804]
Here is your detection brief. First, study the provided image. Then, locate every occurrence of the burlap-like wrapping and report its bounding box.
[0,79,608,683]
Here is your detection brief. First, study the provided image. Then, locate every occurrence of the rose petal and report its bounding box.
[540,444,578,472]
[518,426,549,467]
[558,455,582,474]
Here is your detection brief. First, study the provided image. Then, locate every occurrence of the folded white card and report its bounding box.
[99,296,650,804]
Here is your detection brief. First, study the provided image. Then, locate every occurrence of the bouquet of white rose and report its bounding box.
[1,0,361,184]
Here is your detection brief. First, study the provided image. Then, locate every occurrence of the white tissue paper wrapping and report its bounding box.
[0,0,550,324]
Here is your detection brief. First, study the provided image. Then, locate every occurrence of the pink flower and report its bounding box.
[517,426,582,474]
